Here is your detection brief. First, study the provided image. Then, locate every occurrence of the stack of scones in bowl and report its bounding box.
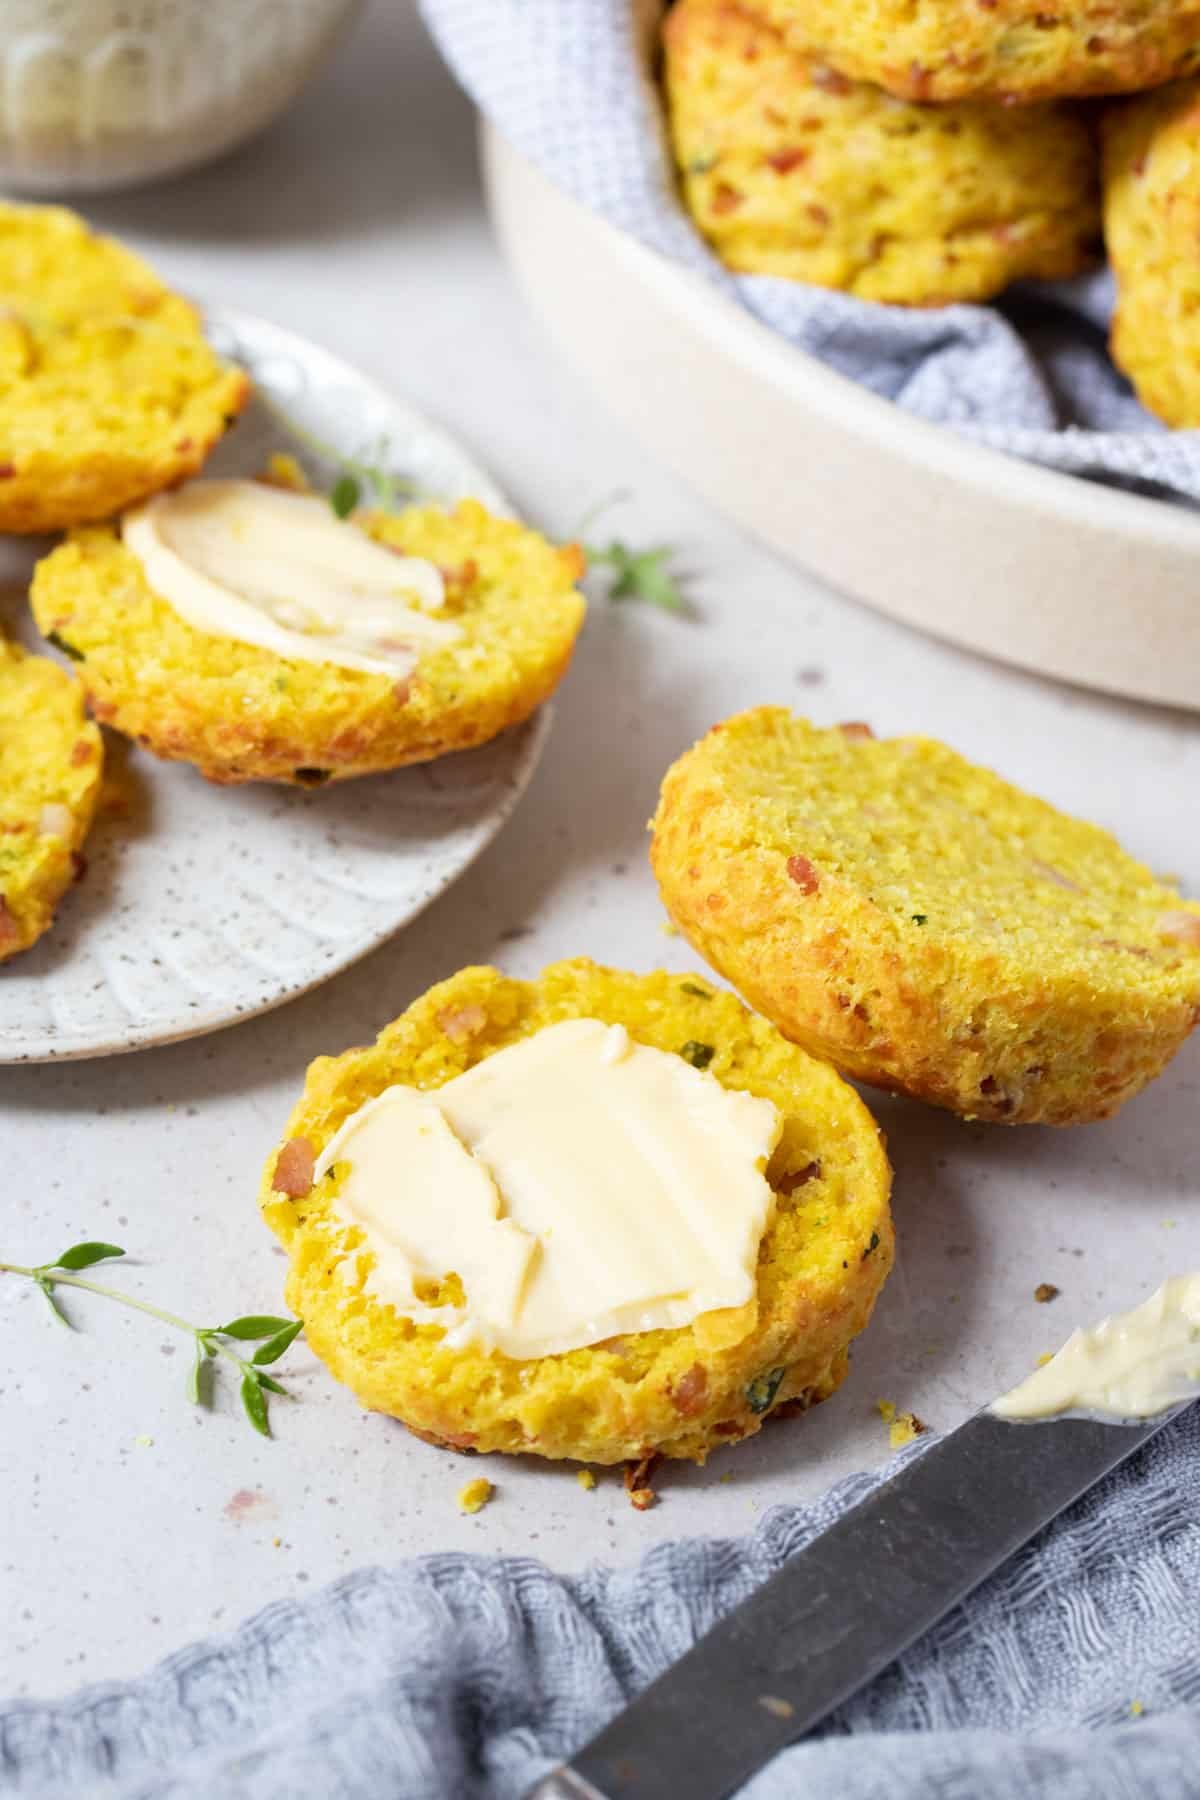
[662,0,1200,420]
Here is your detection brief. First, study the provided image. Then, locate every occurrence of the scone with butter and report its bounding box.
[664,0,1099,304]
[260,960,893,1467]
[0,638,103,960]
[651,710,1200,1126]
[0,202,248,535]
[31,480,586,785]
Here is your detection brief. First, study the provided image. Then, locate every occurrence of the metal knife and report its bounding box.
[526,1405,1185,1800]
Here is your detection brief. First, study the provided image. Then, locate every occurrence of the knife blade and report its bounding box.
[526,1405,1184,1800]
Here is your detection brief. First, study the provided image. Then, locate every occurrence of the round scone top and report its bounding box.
[0,638,103,961]
[650,710,1200,1127]
[663,0,1099,304]
[259,960,893,1467]
[0,202,249,534]
[753,0,1200,103]
[1103,77,1200,429]
[30,495,586,785]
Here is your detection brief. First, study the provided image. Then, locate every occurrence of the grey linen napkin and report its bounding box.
[3,1408,1198,1797]
[419,0,1200,500]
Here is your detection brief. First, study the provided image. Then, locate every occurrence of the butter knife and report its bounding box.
[527,1405,1183,1800]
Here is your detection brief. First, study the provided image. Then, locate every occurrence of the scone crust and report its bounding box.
[755,0,1200,102]
[1103,78,1200,428]
[0,640,103,960]
[259,960,893,1466]
[0,202,248,534]
[31,499,586,785]
[650,710,1200,1126]
[664,0,1099,304]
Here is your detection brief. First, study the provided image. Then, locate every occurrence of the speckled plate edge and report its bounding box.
[0,308,555,1063]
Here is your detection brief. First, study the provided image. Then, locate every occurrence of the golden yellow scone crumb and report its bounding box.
[877,1400,926,1449]
[577,1469,597,1492]
[1130,1700,1145,1718]
[650,710,1200,1126]
[32,497,586,785]
[260,452,311,493]
[1104,78,1200,427]
[663,0,1099,305]
[259,960,893,1468]
[755,0,1200,102]
[0,201,248,534]
[457,1478,494,1515]
[0,638,103,961]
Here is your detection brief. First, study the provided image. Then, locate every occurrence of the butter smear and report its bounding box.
[992,1273,1200,1422]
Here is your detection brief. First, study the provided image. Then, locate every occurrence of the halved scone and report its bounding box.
[651,711,1200,1126]
[260,960,893,1467]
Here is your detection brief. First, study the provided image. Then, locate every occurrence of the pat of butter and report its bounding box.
[992,1272,1200,1422]
[313,1018,782,1359]
[122,478,460,679]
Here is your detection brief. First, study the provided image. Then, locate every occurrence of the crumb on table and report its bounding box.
[876,1399,928,1449]
[457,1478,494,1515]
[624,1454,659,1511]
[576,1469,596,1492]
[1034,1283,1060,1303]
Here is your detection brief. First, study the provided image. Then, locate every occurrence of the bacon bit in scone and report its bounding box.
[273,1137,315,1197]
[437,1003,488,1044]
[0,462,15,479]
[778,1159,821,1194]
[1034,1283,1060,1303]
[671,1364,709,1417]
[838,721,874,741]
[711,182,743,215]
[439,559,479,592]
[713,1420,744,1438]
[786,854,820,894]
[70,850,87,883]
[765,147,807,174]
[0,896,18,945]
[70,738,93,766]
[1097,939,1152,959]
[811,63,851,94]
[1032,859,1082,893]
[624,1455,659,1511]
[560,542,586,584]
[393,678,413,706]
[175,437,194,454]
[1157,911,1200,949]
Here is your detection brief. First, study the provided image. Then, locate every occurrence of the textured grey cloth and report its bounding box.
[419,0,1200,498]
[3,1408,1199,1798]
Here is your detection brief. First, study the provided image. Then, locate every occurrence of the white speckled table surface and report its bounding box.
[2,0,1198,1705]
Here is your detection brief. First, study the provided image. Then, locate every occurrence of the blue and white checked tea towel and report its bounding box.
[421,0,1200,500]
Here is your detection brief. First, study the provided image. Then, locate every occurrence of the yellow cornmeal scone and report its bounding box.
[1103,78,1200,427]
[259,961,893,1467]
[651,711,1200,1127]
[663,1,1099,305]
[0,639,102,960]
[31,499,586,785]
[756,0,1200,102]
[0,203,249,534]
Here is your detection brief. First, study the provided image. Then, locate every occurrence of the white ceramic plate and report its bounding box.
[0,308,552,1063]
[484,127,1200,714]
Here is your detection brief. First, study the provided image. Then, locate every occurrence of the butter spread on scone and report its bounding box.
[123,480,457,679]
[313,1018,781,1359]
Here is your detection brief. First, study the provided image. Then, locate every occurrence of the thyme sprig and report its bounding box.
[574,493,687,613]
[0,1241,302,1437]
[260,395,416,516]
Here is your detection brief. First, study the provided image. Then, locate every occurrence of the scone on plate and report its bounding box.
[651,711,1200,1127]
[31,482,586,785]
[260,960,893,1467]
[754,0,1200,103]
[1103,77,1200,428]
[663,0,1099,304]
[0,638,103,960]
[0,202,248,535]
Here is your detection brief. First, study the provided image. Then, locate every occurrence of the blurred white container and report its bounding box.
[0,0,360,193]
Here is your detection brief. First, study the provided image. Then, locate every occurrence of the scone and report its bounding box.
[260,960,893,1467]
[755,0,1200,103]
[650,711,1200,1126]
[1104,77,1200,427]
[0,202,248,534]
[31,492,586,785]
[0,639,103,960]
[663,0,1099,304]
